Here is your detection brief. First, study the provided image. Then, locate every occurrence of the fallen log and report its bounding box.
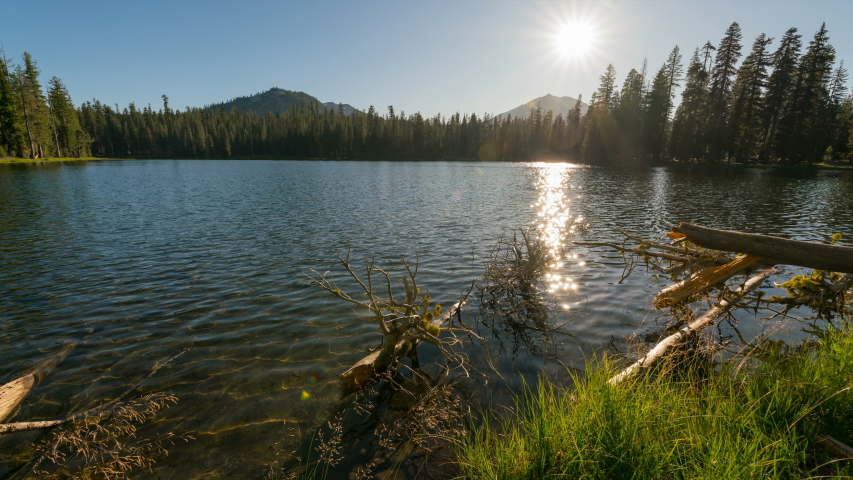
[0,375,35,423]
[339,301,464,386]
[0,342,77,423]
[817,434,853,459]
[653,254,763,308]
[609,267,778,385]
[672,223,853,273]
[0,349,187,435]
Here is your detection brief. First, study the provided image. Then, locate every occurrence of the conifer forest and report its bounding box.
[1,22,851,165]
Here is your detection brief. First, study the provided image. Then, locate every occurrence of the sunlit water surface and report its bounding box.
[1,160,852,478]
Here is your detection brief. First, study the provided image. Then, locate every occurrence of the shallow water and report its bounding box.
[1,160,852,478]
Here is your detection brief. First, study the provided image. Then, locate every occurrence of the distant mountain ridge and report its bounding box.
[498,94,588,120]
[323,102,360,115]
[206,89,585,121]
[205,88,360,116]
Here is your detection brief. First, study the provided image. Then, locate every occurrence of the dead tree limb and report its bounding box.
[0,349,188,435]
[673,223,853,273]
[609,267,778,385]
[653,254,763,308]
[573,242,695,263]
[0,342,77,423]
[339,301,464,386]
[817,434,853,459]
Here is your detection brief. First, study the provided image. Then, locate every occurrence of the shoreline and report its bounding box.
[0,157,131,164]
[3,156,852,170]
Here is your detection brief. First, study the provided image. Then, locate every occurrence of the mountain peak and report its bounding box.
[206,88,361,116]
[499,94,588,120]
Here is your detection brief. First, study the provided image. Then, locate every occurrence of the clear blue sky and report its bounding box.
[2,0,851,118]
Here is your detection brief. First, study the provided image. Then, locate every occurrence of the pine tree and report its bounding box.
[728,33,773,162]
[16,52,54,158]
[706,22,744,162]
[0,50,24,157]
[762,28,802,161]
[777,23,835,163]
[582,64,619,164]
[670,48,709,161]
[660,46,684,155]
[615,68,645,162]
[826,61,849,158]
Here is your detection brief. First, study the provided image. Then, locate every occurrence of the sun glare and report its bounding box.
[554,19,597,60]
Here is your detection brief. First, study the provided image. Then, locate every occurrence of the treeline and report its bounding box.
[0,52,90,158]
[1,22,851,164]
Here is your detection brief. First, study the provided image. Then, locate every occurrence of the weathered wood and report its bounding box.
[653,254,763,308]
[817,434,853,459]
[0,374,35,423]
[0,342,78,423]
[673,223,853,273]
[609,268,778,385]
[0,349,187,436]
[573,242,695,263]
[339,301,464,386]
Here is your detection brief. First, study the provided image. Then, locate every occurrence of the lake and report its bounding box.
[2,160,852,478]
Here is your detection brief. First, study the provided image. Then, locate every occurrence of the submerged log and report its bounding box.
[339,301,464,386]
[0,342,77,423]
[673,223,853,273]
[610,267,778,385]
[653,254,763,308]
[0,375,35,423]
[0,349,187,436]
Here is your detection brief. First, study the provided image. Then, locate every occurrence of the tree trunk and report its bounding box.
[610,268,778,384]
[654,254,763,308]
[673,223,853,273]
[339,301,464,387]
[18,72,36,159]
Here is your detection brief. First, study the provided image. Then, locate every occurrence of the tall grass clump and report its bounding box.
[457,327,853,479]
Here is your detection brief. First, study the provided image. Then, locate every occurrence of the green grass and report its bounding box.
[456,327,853,479]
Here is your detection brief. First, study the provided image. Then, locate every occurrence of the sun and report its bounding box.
[554,19,597,60]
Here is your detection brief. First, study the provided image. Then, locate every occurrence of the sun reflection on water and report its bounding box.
[531,163,585,305]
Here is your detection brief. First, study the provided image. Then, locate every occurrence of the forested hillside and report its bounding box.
[204,88,328,116]
[1,22,851,163]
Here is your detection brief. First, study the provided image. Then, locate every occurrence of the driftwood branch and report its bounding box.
[573,241,695,263]
[653,254,763,308]
[0,342,77,423]
[339,301,464,386]
[609,267,778,385]
[817,434,853,459]
[0,349,188,435]
[673,223,853,273]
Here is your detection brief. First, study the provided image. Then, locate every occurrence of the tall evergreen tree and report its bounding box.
[47,76,87,157]
[0,50,24,157]
[615,68,645,162]
[777,23,835,162]
[582,64,619,164]
[16,52,54,158]
[670,48,709,161]
[762,28,802,161]
[660,46,684,156]
[706,22,743,161]
[644,64,671,161]
[826,61,849,158]
[728,33,773,162]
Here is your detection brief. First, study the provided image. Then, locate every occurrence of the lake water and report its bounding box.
[1,160,852,478]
